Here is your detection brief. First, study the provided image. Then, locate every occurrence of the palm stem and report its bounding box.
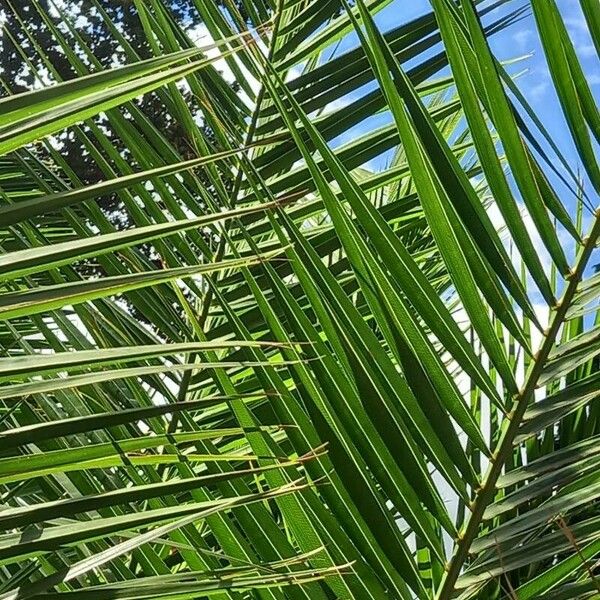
[437,208,600,599]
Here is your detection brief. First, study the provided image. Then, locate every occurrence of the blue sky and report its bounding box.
[381,0,600,160]
[323,0,598,187]
[315,0,599,309]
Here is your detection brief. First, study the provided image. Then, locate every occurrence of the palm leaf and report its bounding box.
[0,0,598,598]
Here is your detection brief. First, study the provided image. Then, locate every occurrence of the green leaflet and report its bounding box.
[0,154,278,229]
[0,341,289,382]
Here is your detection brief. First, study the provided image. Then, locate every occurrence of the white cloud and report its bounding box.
[563,9,597,60]
[529,80,550,100]
[589,73,600,86]
[564,14,589,33]
[320,94,355,116]
[187,22,262,104]
[285,65,304,83]
[530,303,550,353]
[578,44,597,58]
[512,29,534,51]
